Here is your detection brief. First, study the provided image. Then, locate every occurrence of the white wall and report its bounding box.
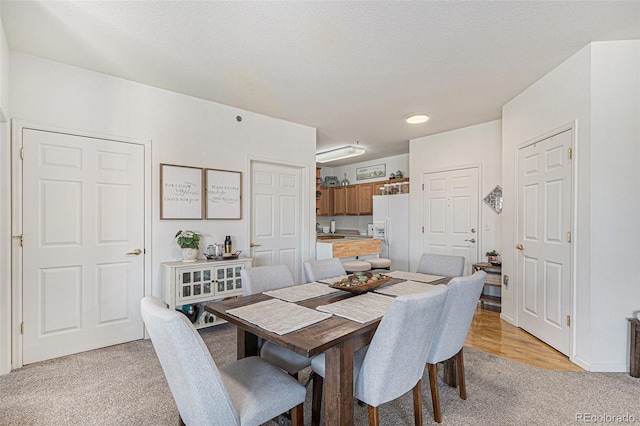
[6,52,316,367]
[589,41,640,370]
[0,7,11,375]
[502,41,640,371]
[409,120,502,273]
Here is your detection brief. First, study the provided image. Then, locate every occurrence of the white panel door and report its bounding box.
[22,129,145,364]
[517,130,572,355]
[250,161,303,282]
[422,167,479,273]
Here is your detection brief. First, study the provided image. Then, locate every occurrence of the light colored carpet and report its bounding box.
[1,323,638,425]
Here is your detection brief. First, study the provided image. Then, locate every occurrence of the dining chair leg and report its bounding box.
[290,403,304,426]
[428,363,442,423]
[178,414,186,426]
[456,348,467,400]
[311,374,323,426]
[412,380,423,426]
[367,404,379,426]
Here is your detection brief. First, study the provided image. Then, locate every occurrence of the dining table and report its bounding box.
[205,273,451,426]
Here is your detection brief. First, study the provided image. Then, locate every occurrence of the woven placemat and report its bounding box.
[263,282,341,302]
[316,293,393,323]
[227,298,331,335]
[375,280,437,296]
[386,270,444,283]
[317,275,349,285]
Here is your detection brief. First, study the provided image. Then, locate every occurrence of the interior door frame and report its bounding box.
[11,120,152,369]
[246,157,311,284]
[513,121,577,359]
[420,163,482,270]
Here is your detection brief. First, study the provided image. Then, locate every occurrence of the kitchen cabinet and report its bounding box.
[345,185,358,215]
[162,258,252,329]
[333,187,346,215]
[317,188,333,216]
[313,169,408,217]
[356,183,374,214]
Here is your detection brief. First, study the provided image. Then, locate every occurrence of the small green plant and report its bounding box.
[175,230,201,249]
[486,250,500,257]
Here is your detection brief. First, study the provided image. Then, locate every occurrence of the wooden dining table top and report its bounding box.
[204,276,450,358]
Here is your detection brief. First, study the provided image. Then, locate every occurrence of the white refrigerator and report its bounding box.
[372,194,409,271]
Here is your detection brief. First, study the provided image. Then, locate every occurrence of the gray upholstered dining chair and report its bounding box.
[426,270,486,423]
[310,285,449,426]
[303,258,347,282]
[241,264,312,377]
[416,253,466,277]
[140,296,306,426]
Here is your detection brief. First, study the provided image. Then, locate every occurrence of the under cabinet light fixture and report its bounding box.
[405,113,430,124]
[316,145,365,163]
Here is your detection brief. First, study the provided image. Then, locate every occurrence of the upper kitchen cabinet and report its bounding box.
[333,187,346,215]
[345,185,358,215]
[356,183,374,214]
[317,188,333,216]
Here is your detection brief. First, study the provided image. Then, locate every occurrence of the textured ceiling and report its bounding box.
[1,1,639,166]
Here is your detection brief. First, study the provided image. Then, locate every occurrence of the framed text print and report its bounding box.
[205,168,242,220]
[160,164,203,219]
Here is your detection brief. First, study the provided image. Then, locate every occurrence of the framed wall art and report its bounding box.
[356,164,386,181]
[160,163,203,219]
[205,168,242,220]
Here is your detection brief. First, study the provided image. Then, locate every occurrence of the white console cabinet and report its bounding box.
[161,258,252,329]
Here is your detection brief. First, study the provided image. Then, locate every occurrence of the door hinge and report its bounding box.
[422,226,424,233]
[567,232,572,243]
[422,183,424,191]
[566,315,571,327]
[12,234,24,247]
[20,322,24,334]
[20,147,24,160]
[568,147,572,160]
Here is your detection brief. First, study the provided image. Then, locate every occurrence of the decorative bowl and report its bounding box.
[329,272,391,294]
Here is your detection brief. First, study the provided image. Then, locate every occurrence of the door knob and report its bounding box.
[464,238,476,243]
[250,242,261,248]
[516,243,524,251]
[126,248,142,255]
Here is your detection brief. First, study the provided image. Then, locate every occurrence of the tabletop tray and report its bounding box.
[205,254,239,261]
[329,273,391,294]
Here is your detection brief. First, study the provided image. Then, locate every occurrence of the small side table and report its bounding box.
[630,318,640,378]
[471,263,502,308]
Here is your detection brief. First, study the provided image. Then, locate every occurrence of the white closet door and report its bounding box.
[517,129,573,356]
[422,167,479,271]
[22,129,145,364]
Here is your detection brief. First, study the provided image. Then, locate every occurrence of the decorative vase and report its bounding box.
[180,248,199,262]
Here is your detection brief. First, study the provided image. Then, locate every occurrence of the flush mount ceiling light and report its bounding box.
[316,145,365,163]
[405,113,430,124]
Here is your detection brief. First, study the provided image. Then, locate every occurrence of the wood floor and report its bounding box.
[465,305,583,372]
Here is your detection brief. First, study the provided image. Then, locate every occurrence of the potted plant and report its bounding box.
[175,230,202,262]
[486,250,500,264]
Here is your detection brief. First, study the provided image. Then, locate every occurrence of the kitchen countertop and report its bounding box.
[316,233,373,240]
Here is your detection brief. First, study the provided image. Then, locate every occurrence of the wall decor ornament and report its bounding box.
[356,164,386,181]
[205,168,242,219]
[483,185,503,214]
[160,164,203,219]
